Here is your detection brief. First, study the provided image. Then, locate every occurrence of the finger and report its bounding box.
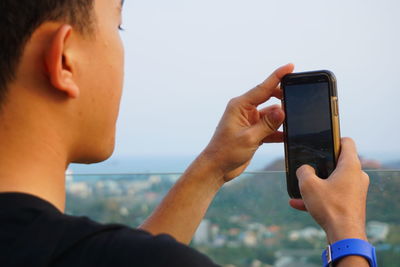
[296,165,320,194]
[289,199,308,212]
[259,104,282,117]
[336,137,362,171]
[241,63,294,106]
[262,131,284,143]
[272,86,283,100]
[258,104,283,124]
[248,105,285,141]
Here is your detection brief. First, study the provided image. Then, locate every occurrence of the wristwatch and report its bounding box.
[322,238,378,267]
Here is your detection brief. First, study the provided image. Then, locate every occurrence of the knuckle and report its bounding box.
[261,113,275,132]
[297,168,315,187]
[255,84,264,91]
[299,175,311,187]
[227,97,240,108]
[240,131,257,146]
[347,158,362,171]
[298,176,315,194]
[361,171,370,185]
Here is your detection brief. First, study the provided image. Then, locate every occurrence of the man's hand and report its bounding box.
[202,63,294,181]
[290,138,369,243]
[140,64,294,244]
[290,138,370,266]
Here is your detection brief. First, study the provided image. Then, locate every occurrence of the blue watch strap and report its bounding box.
[322,239,378,267]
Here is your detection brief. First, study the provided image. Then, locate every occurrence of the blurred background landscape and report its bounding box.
[66,170,400,267]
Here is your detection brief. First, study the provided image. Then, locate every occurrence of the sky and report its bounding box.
[73,0,400,172]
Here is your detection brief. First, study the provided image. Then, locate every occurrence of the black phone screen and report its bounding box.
[284,82,335,179]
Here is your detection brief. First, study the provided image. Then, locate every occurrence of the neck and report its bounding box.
[0,97,69,212]
[0,159,67,212]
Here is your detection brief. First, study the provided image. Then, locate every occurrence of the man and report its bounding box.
[0,0,371,266]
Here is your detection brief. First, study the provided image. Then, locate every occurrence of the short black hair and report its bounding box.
[0,0,95,107]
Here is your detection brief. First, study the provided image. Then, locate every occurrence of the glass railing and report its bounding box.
[65,170,400,267]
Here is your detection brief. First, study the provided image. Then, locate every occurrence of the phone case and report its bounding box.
[281,70,341,199]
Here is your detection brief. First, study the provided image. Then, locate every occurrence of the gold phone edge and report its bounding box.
[331,96,341,162]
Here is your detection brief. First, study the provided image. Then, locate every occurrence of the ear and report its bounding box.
[44,25,80,98]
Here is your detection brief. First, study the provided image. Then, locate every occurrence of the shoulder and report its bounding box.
[56,222,220,267]
[119,228,219,266]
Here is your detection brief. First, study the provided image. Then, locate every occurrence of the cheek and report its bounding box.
[115,41,125,96]
[81,33,125,124]
[107,36,124,87]
[104,38,124,117]
[111,45,124,103]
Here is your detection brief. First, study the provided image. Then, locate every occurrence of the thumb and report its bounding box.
[251,106,285,140]
[296,165,320,194]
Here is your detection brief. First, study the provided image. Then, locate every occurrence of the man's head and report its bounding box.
[0,0,125,164]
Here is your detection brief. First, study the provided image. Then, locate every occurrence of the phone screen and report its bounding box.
[284,82,335,179]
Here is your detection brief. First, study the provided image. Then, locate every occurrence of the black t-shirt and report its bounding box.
[0,193,220,267]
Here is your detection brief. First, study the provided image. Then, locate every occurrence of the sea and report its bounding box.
[69,154,278,174]
[69,151,399,174]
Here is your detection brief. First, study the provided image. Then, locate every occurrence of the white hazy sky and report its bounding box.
[113,0,399,162]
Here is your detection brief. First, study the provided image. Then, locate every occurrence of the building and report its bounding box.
[194,220,210,245]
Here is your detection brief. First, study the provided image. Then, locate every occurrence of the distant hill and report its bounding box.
[263,158,285,171]
[263,156,386,172]
[207,172,316,227]
[206,165,400,227]
[384,161,400,169]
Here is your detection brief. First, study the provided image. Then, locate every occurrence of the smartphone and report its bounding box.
[281,70,341,199]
